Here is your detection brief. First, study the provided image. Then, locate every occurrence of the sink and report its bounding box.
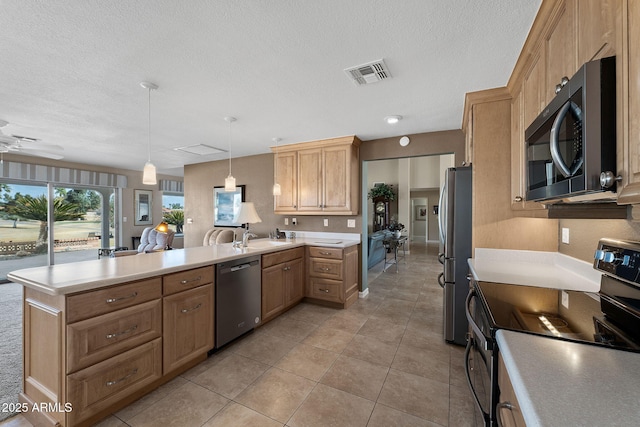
[243,240,291,249]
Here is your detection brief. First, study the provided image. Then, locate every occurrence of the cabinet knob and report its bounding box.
[599,171,622,189]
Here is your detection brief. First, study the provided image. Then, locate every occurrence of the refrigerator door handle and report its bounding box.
[438,253,445,265]
[437,272,445,288]
[437,181,446,245]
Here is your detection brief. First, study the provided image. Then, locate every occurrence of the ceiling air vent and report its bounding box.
[173,144,226,156]
[344,59,391,86]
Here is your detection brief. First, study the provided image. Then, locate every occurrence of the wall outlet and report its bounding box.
[561,291,569,308]
[284,218,289,225]
[562,227,570,244]
[292,217,297,225]
[323,218,329,227]
[123,216,127,222]
[347,219,356,228]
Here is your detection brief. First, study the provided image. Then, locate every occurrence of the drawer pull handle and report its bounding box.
[181,303,202,313]
[106,292,138,304]
[320,267,331,271]
[319,252,331,255]
[106,368,138,387]
[106,325,138,339]
[319,288,329,293]
[180,276,202,285]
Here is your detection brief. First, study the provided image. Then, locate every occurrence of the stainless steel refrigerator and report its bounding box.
[438,166,472,346]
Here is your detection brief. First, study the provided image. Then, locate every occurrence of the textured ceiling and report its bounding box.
[0,1,541,177]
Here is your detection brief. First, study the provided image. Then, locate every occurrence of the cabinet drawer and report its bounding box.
[67,338,162,425]
[308,277,342,303]
[163,266,214,295]
[67,278,162,323]
[308,246,343,259]
[67,299,162,374]
[309,258,342,280]
[262,247,304,268]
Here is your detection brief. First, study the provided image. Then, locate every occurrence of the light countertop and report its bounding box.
[7,237,359,296]
[497,329,640,427]
[468,248,601,292]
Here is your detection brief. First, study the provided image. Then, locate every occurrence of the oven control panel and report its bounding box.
[595,239,640,285]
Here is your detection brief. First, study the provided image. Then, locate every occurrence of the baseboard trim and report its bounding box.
[358,288,369,298]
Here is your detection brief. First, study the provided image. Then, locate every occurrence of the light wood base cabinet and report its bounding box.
[21,267,215,427]
[261,247,305,323]
[306,245,359,309]
[498,354,526,427]
[163,283,214,374]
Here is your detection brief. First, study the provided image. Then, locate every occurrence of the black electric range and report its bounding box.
[465,238,640,426]
[473,238,640,351]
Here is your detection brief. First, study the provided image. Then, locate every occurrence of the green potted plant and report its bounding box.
[367,183,396,201]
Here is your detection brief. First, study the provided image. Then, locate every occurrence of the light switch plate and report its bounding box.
[562,227,570,244]
[323,218,329,227]
[284,218,289,225]
[347,219,356,228]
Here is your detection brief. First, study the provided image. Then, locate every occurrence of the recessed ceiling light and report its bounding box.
[384,115,402,124]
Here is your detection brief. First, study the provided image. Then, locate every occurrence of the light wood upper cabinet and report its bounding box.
[522,48,546,130]
[274,151,298,213]
[577,0,618,64]
[297,148,323,211]
[272,136,361,215]
[544,0,578,103]
[626,0,640,185]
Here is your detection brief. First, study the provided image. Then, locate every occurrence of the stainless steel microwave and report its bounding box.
[525,56,617,203]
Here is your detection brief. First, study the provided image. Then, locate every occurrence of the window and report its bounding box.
[162,193,184,234]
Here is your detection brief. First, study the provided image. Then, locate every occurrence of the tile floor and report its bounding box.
[2,242,475,427]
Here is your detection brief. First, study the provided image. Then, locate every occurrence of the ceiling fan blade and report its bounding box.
[9,148,64,160]
[17,143,64,152]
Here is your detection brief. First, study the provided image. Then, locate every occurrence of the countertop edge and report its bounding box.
[8,238,360,296]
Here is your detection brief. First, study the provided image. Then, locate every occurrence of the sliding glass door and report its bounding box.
[0,182,117,282]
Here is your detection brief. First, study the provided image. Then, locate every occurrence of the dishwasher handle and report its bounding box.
[219,259,260,275]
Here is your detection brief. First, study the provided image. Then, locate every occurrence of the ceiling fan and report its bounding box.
[0,120,64,160]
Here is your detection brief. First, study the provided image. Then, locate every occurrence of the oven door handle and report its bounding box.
[464,335,491,425]
[465,288,493,351]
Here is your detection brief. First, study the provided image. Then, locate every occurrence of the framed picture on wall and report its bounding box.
[214,185,245,227]
[134,189,153,226]
[415,204,427,221]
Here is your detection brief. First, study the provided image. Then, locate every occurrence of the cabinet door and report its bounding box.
[322,145,351,212]
[522,48,546,130]
[577,0,617,64]
[274,151,298,213]
[510,89,546,213]
[627,0,640,186]
[261,263,286,322]
[285,257,304,307]
[544,0,578,103]
[297,148,323,211]
[163,284,214,374]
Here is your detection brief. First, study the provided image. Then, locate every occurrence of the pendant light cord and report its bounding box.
[147,87,152,163]
[228,119,232,175]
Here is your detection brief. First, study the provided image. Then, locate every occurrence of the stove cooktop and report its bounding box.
[475,239,640,352]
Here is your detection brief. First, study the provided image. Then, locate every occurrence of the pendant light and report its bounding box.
[224,116,236,191]
[140,82,158,185]
[272,137,281,196]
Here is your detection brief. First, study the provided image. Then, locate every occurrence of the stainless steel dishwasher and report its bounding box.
[215,255,261,348]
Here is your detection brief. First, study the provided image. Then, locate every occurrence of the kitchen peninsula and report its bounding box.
[8,237,359,427]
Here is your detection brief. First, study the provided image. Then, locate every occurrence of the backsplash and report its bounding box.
[558,218,640,262]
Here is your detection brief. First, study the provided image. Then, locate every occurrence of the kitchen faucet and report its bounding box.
[242,231,257,247]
